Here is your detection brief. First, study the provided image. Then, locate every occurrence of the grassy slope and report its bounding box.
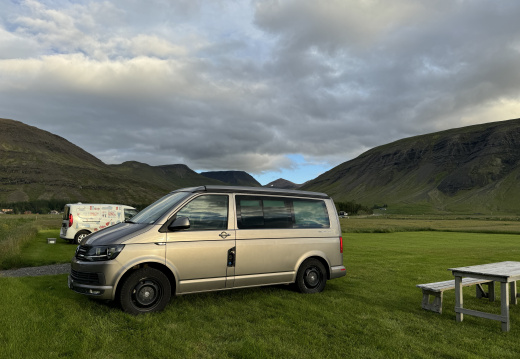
[304,119,520,215]
[0,119,226,205]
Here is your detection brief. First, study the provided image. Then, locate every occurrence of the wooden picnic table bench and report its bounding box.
[449,261,520,331]
[417,277,495,314]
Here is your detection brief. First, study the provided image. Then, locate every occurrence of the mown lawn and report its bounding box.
[2,230,520,358]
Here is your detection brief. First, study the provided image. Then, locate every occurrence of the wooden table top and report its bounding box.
[449,261,520,281]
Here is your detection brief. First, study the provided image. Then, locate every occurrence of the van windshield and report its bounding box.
[129,191,192,224]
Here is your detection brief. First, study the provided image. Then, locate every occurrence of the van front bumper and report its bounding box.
[69,257,121,300]
[68,275,114,299]
[330,265,346,279]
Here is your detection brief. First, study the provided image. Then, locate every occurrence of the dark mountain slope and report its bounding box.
[109,162,225,189]
[302,118,520,214]
[0,118,125,203]
[200,171,261,187]
[0,118,220,205]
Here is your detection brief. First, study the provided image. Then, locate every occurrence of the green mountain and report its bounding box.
[0,118,223,206]
[302,118,520,214]
[5,117,520,214]
[200,171,261,187]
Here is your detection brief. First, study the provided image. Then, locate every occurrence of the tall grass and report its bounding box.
[0,215,61,269]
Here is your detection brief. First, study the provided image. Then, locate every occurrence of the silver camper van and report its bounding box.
[68,186,346,314]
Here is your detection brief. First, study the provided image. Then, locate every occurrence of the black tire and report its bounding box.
[74,230,91,244]
[295,258,327,294]
[119,267,171,315]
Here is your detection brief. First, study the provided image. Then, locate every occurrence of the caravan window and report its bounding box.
[236,196,329,229]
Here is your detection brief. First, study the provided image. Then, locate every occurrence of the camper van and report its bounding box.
[68,186,346,314]
[60,203,138,244]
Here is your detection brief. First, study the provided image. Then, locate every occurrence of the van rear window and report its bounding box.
[293,199,330,228]
[62,206,70,220]
[236,196,329,229]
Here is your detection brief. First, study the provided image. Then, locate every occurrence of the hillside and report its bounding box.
[5,117,520,214]
[302,118,520,214]
[0,118,222,206]
[200,171,261,187]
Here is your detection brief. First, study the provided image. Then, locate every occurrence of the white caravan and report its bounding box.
[60,203,138,244]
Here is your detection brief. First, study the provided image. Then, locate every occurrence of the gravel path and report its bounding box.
[0,263,70,277]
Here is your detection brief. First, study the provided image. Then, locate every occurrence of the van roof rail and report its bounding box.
[183,185,330,199]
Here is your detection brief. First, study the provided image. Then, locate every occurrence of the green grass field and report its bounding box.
[2,216,520,357]
[0,214,62,269]
[341,215,520,234]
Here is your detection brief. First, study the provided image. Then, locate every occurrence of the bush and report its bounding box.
[335,201,373,215]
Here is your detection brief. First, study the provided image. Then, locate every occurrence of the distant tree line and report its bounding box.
[0,200,69,214]
[335,201,373,215]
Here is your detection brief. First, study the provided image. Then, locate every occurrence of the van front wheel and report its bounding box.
[296,259,327,294]
[119,268,171,314]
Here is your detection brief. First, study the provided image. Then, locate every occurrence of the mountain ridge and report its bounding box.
[200,171,261,187]
[302,118,520,214]
[0,118,223,205]
[3,117,520,214]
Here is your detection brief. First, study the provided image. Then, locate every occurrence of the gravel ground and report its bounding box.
[0,263,70,277]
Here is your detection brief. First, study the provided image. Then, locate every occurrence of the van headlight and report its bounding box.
[81,245,125,261]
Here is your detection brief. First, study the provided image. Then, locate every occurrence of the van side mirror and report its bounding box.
[168,216,190,231]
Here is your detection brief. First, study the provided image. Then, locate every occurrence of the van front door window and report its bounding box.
[176,195,229,230]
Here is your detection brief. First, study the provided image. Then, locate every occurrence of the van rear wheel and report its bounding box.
[296,259,327,294]
[119,268,171,315]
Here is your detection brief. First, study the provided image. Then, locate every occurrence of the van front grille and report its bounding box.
[70,269,101,285]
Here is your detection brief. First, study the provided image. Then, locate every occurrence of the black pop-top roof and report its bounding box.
[173,185,330,199]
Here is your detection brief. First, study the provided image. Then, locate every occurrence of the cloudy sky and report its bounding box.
[1,0,520,185]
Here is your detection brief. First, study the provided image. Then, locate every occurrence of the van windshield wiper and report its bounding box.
[125,220,136,224]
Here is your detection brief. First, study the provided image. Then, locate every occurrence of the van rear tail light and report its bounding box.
[69,214,73,227]
[340,236,343,253]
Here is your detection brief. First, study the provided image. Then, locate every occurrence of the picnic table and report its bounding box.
[449,261,520,332]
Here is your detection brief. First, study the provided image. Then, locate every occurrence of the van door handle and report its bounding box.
[227,247,236,267]
[219,231,231,239]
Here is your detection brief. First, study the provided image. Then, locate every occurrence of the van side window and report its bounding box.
[239,199,264,228]
[293,199,330,228]
[263,199,293,228]
[176,195,229,230]
[236,196,328,229]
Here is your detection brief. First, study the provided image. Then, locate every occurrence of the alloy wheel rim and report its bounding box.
[304,267,321,288]
[133,280,161,307]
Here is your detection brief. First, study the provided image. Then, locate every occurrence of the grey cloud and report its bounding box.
[2,0,520,181]
[254,0,520,145]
